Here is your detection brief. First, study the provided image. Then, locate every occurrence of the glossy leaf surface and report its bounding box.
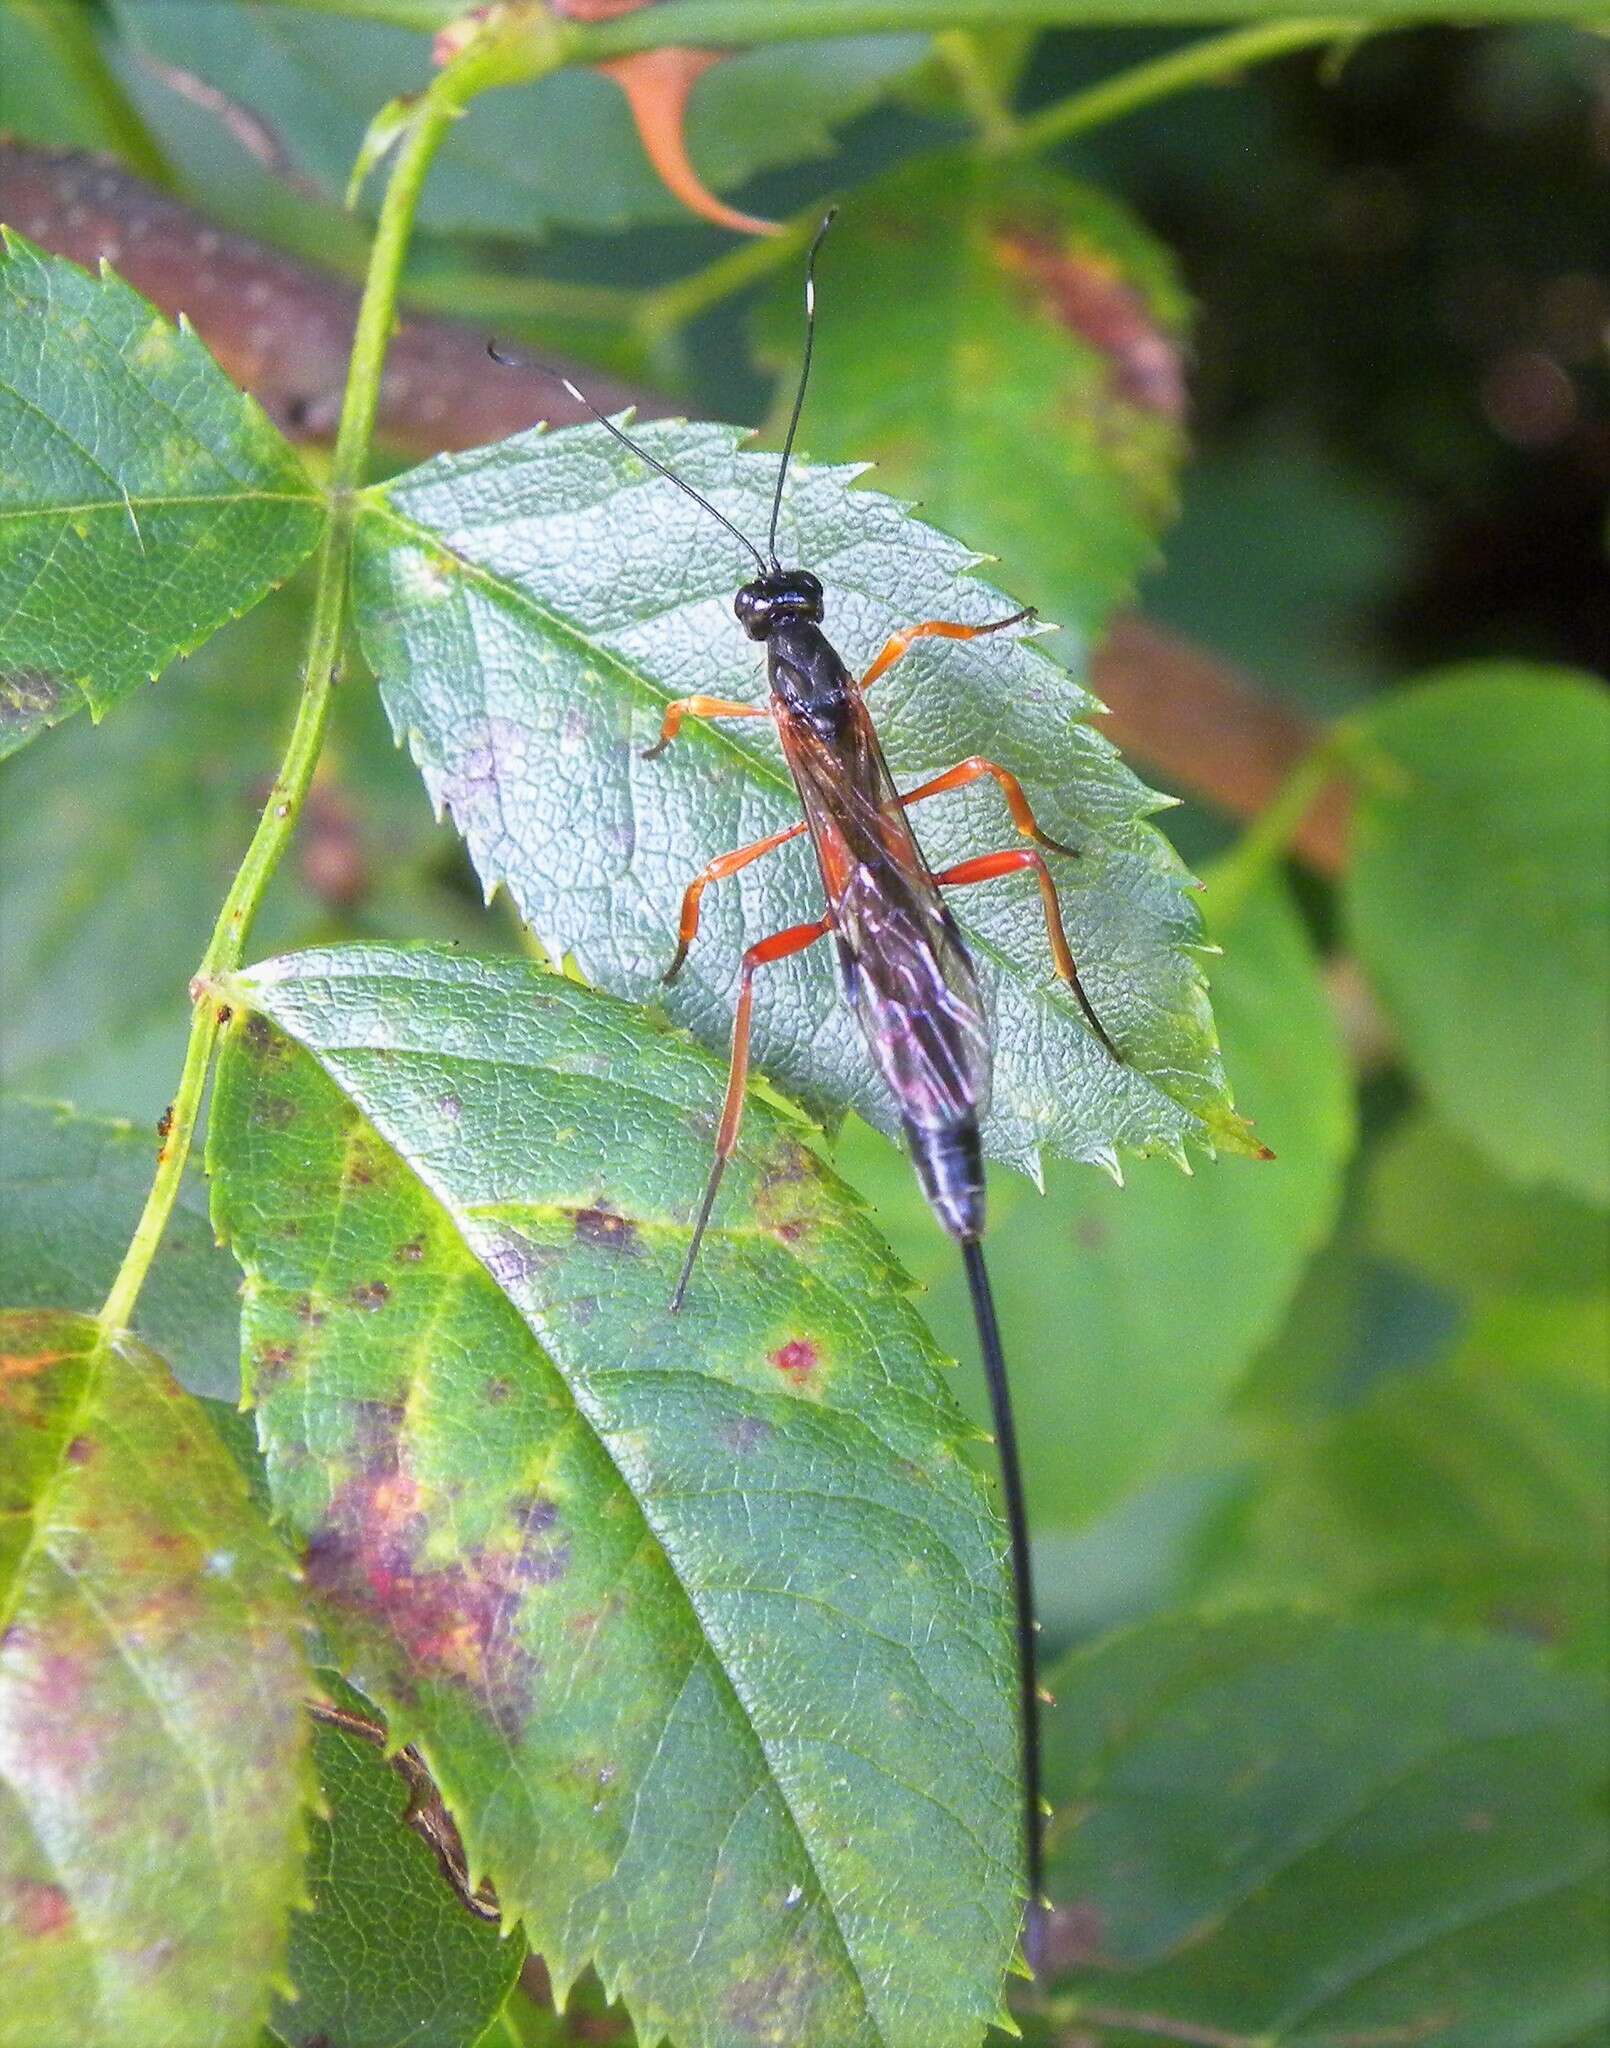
[759,155,1189,637]
[270,1677,522,2048]
[0,233,323,755]
[1038,1612,1609,2047]
[209,944,1021,2048]
[0,1309,309,2047]
[0,1096,241,1401]
[1345,664,1610,1207]
[352,426,1250,1181]
[838,870,1349,1524]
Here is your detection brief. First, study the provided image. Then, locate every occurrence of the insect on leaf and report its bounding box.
[0,1309,311,2047]
[208,943,1023,2048]
[0,232,325,758]
[351,428,1254,1182]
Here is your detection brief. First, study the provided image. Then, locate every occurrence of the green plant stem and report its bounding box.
[566,0,1599,48]
[635,211,818,348]
[934,30,1024,148]
[1008,16,1370,155]
[17,0,176,188]
[100,25,568,1341]
[1207,727,1357,931]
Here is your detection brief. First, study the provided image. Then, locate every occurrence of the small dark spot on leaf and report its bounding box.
[65,1436,95,1465]
[484,1378,512,1405]
[250,1092,298,1129]
[721,1415,772,1454]
[350,1281,390,1311]
[436,1091,462,1121]
[294,1296,325,1326]
[770,1339,817,1379]
[1073,1215,1109,1253]
[395,1238,425,1263]
[483,1230,552,1289]
[571,1207,640,1254]
[349,1160,375,1186]
[571,1294,598,1326]
[217,1004,234,1025]
[156,1105,173,1140]
[511,1499,558,1534]
[763,1142,817,1188]
[254,1343,298,1395]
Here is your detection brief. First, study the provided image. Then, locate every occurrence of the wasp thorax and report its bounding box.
[734,569,824,640]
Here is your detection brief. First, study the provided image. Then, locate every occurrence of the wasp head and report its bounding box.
[734,569,824,640]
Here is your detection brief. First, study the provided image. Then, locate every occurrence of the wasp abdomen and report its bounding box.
[905,1115,985,1243]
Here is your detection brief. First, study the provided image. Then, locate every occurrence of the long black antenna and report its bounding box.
[487,344,767,577]
[962,1235,1047,1973]
[766,208,837,568]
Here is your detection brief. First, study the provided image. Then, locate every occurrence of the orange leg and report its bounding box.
[935,849,1121,1062]
[671,916,833,1312]
[859,608,1035,693]
[899,755,1078,857]
[643,695,766,761]
[662,820,807,985]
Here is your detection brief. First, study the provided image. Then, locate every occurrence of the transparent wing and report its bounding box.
[782,704,992,1132]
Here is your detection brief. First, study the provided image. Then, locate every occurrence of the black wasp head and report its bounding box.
[734,568,824,641]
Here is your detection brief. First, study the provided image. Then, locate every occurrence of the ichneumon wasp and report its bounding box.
[493,207,1123,1972]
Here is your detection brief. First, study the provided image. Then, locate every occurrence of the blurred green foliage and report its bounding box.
[0,7,1605,2046]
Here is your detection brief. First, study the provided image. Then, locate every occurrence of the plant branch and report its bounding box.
[564,0,1606,50]
[14,0,176,188]
[1008,16,1371,156]
[99,24,570,1340]
[934,30,1025,148]
[634,208,820,348]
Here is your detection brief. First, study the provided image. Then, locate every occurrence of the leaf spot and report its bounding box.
[570,1206,640,1254]
[770,1340,817,1381]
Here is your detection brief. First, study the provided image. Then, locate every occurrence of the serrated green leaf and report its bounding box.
[758,154,1189,638]
[112,3,926,238]
[352,425,1248,1183]
[1037,1612,1609,2048]
[1203,1294,1610,1671]
[1367,1111,1610,1300]
[208,943,1021,2048]
[0,1308,311,2048]
[0,1096,242,1401]
[0,231,324,756]
[271,1674,523,2048]
[836,868,1351,1525]
[1345,664,1610,1208]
